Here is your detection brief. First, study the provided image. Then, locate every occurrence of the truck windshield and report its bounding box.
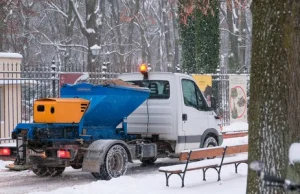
[126,80,170,99]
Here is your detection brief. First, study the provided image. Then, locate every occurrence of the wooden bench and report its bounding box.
[158,144,248,187]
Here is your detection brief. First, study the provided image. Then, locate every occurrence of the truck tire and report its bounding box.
[203,136,218,148]
[70,155,83,169]
[47,167,65,177]
[203,136,218,159]
[32,167,50,177]
[140,157,157,165]
[71,164,82,169]
[91,144,128,180]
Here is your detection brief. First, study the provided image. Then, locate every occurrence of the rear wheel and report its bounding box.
[47,167,65,177]
[70,156,83,169]
[32,167,50,177]
[92,144,128,180]
[70,164,82,169]
[32,166,65,177]
[140,157,157,165]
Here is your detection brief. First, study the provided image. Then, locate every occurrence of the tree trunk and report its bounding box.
[227,1,239,72]
[127,0,139,72]
[0,0,8,52]
[86,0,98,72]
[162,0,172,71]
[246,1,300,193]
[285,1,300,193]
[0,21,3,52]
[170,1,179,71]
[111,0,125,73]
[63,0,76,70]
[70,0,98,72]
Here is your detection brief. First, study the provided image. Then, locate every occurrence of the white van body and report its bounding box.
[118,72,223,154]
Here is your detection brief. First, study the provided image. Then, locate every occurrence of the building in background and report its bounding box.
[0,53,22,143]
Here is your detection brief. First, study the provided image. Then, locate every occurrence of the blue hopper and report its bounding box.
[60,82,150,130]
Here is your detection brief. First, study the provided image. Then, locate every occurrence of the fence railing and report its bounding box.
[0,63,118,143]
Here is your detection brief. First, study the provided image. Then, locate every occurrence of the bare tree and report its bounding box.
[70,0,99,72]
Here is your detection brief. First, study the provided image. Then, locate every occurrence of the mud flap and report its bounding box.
[82,140,133,173]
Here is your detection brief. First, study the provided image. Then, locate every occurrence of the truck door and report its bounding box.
[180,78,209,150]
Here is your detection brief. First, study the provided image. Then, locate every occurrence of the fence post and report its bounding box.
[51,60,57,97]
[102,62,107,80]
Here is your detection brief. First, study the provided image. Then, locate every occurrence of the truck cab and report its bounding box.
[118,70,223,155]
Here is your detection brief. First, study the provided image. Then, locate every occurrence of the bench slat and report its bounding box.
[180,147,225,161]
[225,144,248,155]
[159,158,222,172]
[222,153,248,165]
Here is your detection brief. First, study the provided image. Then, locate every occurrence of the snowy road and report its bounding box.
[0,137,248,194]
[0,166,95,194]
[0,158,183,194]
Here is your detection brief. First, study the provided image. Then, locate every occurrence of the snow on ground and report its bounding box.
[0,136,248,194]
[0,123,249,194]
[222,135,248,146]
[28,165,247,194]
[222,121,248,133]
[0,160,11,170]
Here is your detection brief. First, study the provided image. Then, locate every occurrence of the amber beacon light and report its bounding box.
[139,63,148,79]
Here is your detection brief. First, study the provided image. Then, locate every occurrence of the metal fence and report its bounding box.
[212,74,250,126]
[0,61,249,143]
[0,61,118,143]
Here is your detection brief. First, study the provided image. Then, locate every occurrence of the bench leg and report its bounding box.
[165,172,170,187]
[203,167,221,181]
[216,167,221,181]
[178,173,185,188]
[235,162,244,173]
[202,168,207,181]
[164,172,185,188]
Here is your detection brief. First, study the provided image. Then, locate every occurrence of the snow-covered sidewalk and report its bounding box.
[30,165,247,194]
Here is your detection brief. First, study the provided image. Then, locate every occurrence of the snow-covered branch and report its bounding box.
[46,2,68,18]
[69,0,88,35]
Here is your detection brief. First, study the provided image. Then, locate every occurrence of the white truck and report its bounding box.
[118,66,223,163]
[2,65,223,179]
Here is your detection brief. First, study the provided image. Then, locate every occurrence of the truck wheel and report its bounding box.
[47,167,65,177]
[203,136,218,148]
[203,136,218,159]
[140,157,157,165]
[92,144,128,180]
[71,156,83,169]
[32,167,50,177]
[71,164,82,169]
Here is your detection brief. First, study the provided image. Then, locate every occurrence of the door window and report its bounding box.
[182,79,206,110]
[126,80,170,99]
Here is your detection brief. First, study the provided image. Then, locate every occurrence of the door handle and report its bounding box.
[182,114,187,121]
